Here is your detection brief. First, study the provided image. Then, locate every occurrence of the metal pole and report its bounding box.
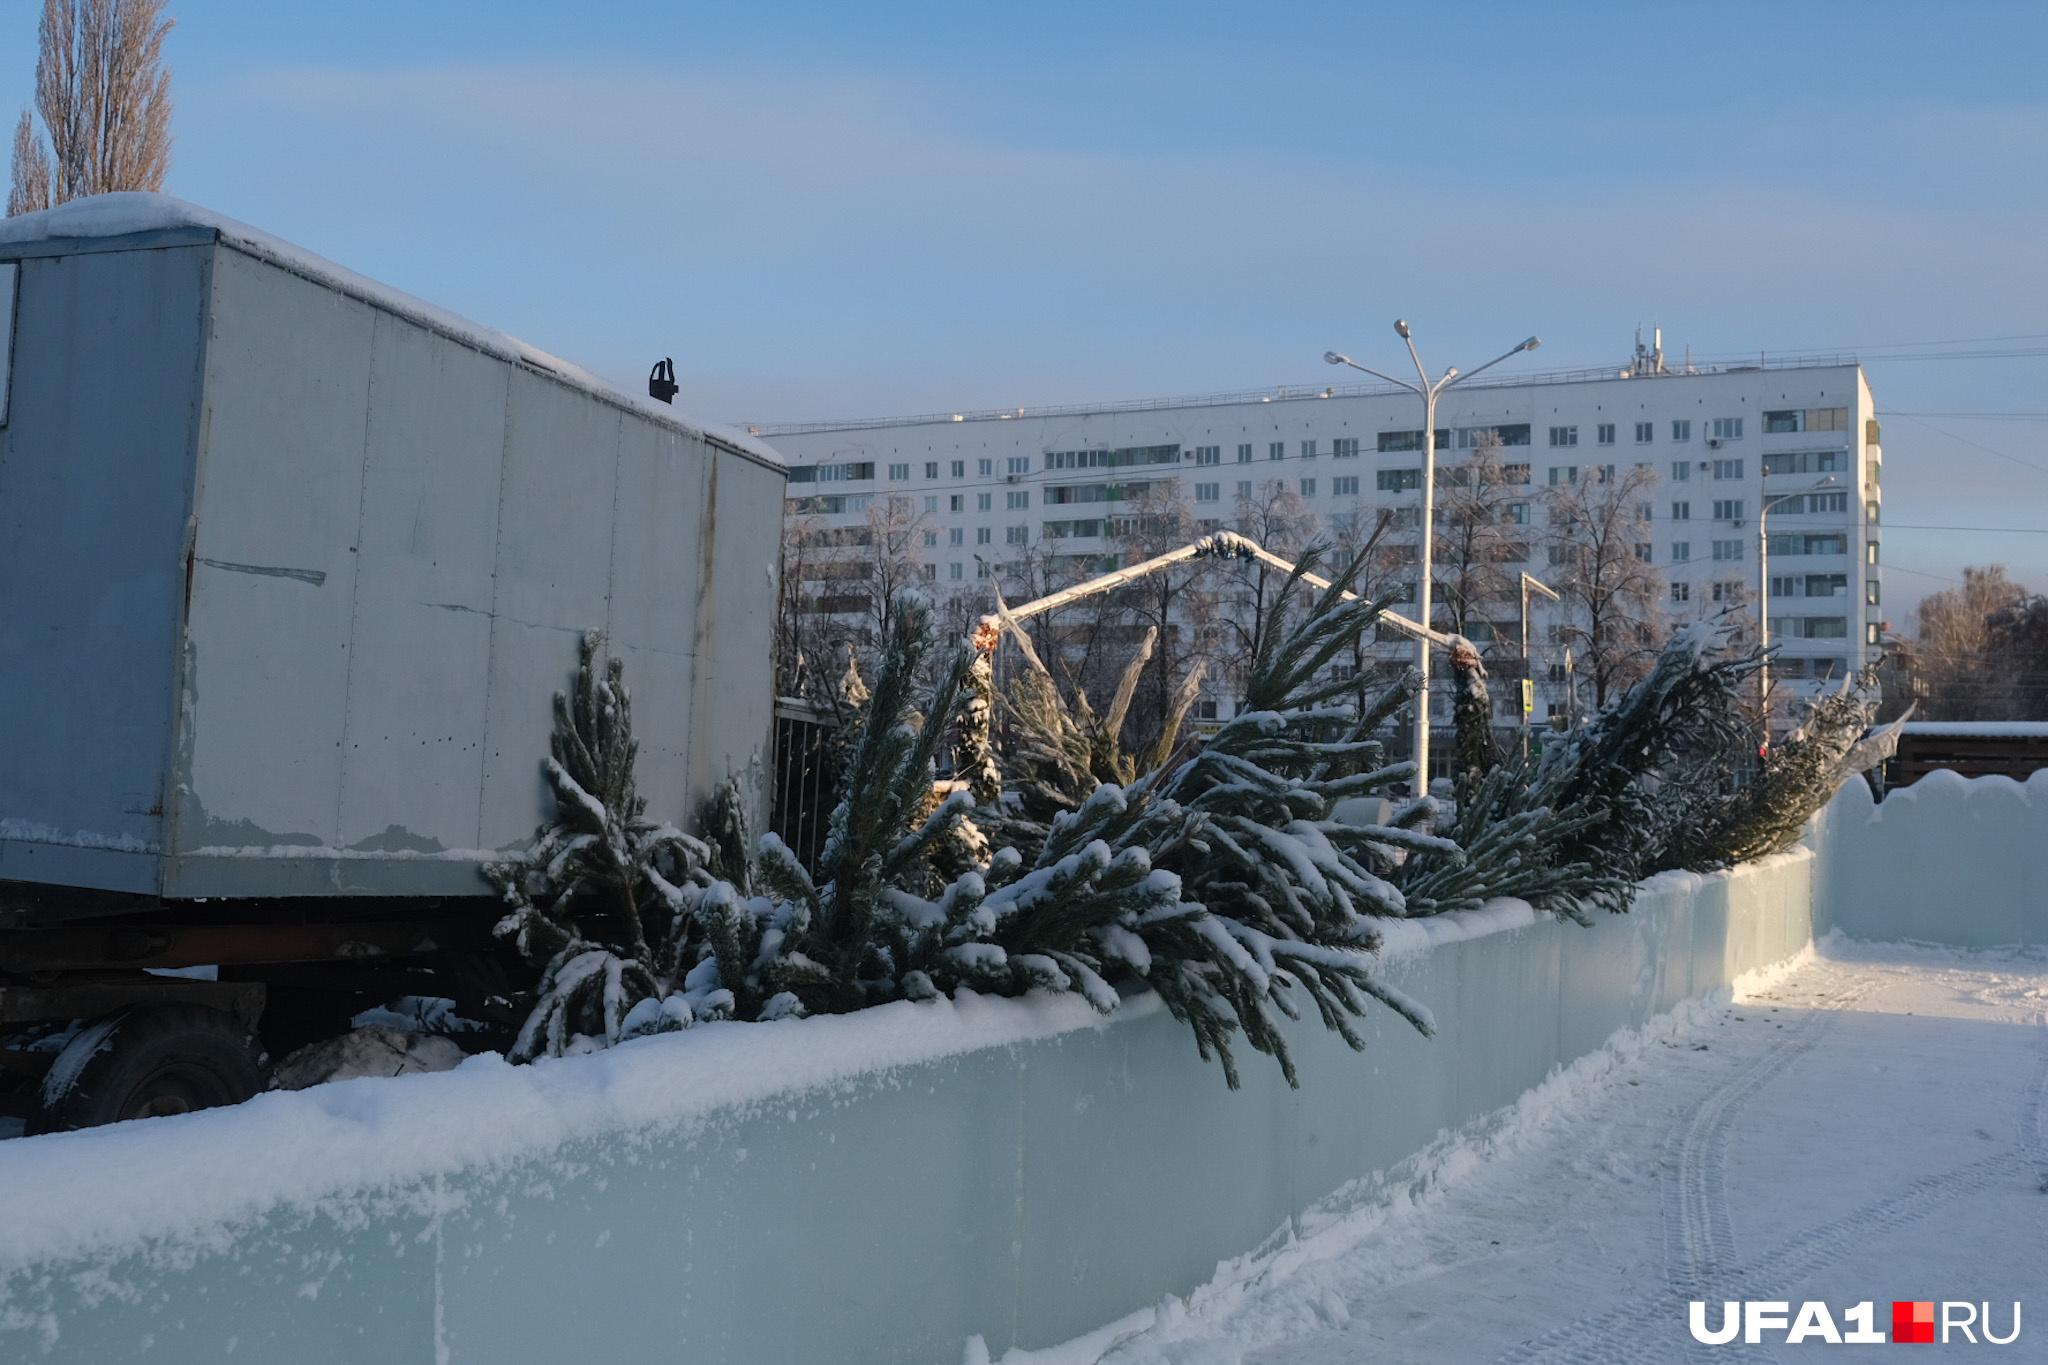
[1757,470,1771,745]
[1521,574,1530,762]
[1415,385,1438,788]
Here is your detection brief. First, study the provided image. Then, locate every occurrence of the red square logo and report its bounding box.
[1892,1301,1935,1344]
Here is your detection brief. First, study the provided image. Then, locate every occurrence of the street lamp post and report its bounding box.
[1327,325,1540,789]
[1519,570,1560,761]
[1755,473,1840,744]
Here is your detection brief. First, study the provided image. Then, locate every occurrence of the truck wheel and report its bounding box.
[28,1005,269,1134]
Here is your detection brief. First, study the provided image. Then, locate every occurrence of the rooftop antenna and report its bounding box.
[648,358,679,404]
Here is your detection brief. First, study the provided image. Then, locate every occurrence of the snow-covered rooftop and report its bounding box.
[0,193,782,468]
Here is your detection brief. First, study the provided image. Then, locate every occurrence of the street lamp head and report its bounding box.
[1393,319,1411,339]
[1443,367,1459,380]
[1520,336,1542,351]
[1324,351,1347,365]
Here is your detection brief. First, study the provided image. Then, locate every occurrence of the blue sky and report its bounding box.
[3,1,2045,616]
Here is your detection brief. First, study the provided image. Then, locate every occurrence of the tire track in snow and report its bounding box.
[1495,966,2048,1365]
[1495,970,1874,1365]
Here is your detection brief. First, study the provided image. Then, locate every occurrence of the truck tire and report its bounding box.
[28,1005,269,1134]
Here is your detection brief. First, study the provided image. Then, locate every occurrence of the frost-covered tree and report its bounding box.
[485,633,727,1060]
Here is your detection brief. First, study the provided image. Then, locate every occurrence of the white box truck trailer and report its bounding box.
[0,196,785,1128]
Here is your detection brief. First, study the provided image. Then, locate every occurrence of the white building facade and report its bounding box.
[759,348,1883,750]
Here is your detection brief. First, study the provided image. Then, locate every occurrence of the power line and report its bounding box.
[1882,412,2048,479]
[1879,410,2048,420]
[1882,523,2048,534]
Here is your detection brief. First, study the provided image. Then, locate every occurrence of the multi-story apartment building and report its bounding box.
[758,341,1883,756]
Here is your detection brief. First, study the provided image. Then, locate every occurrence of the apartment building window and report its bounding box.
[1236,480,1253,499]
[1269,442,1285,460]
[1376,468,1422,492]
[1712,499,1745,521]
[925,461,939,479]
[1867,579,1881,605]
[924,495,939,513]
[1637,502,1655,521]
[1500,462,1531,485]
[949,527,964,547]
[949,494,964,512]
[1237,443,1253,463]
[1548,426,1579,447]
[977,561,991,579]
[923,530,938,548]
[1299,478,1316,497]
[1194,445,1221,466]
[1710,417,1744,441]
[1766,408,1848,432]
[1866,500,1881,524]
[1596,423,1616,445]
[1594,464,1616,484]
[978,459,993,476]
[1006,490,1029,509]
[1636,543,1653,562]
[1548,465,1578,485]
[1672,501,1690,520]
[915,563,934,581]
[1712,459,1744,480]
[1195,482,1220,503]
[1712,539,1744,560]
[1762,450,1845,476]
[1672,420,1692,442]
[1301,440,1319,459]
[1671,542,1691,562]
[951,460,965,478]
[1867,540,1879,564]
[1332,475,1360,496]
[1783,617,1848,639]
[1671,582,1691,603]
[1503,502,1529,525]
[977,493,993,511]
[1866,622,1882,645]
[1007,525,1028,545]
[1332,437,1360,458]
[1455,424,1532,448]
[1006,456,1029,475]
[976,526,992,544]
[1672,460,1691,482]
[1378,429,1450,452]
[1635,422,1654,443]
[887,463,909,481]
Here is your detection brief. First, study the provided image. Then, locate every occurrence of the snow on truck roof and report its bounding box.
[0,193,783,469]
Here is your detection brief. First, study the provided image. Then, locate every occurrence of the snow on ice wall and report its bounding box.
[1812,769,2048,948]
[0,856,1814,1364]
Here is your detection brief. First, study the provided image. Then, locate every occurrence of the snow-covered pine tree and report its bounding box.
[1134,546,1451,1083]
[485,632,726,1059]
[1530,617,1768,903]
[983,612,1203,850]
[1662,674,1893,869]
[1396,747,1630,922]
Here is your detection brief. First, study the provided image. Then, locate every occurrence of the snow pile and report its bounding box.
[0,193,782,468]
[0,985,1144,1273]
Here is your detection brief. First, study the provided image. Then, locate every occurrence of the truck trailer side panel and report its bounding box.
[0,206,783,905]
[0,239,212,894]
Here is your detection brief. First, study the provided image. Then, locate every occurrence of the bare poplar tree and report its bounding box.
[1544,461,1665,708]
[10,0,174,216]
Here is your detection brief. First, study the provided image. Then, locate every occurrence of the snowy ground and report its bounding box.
[1005,938,2048,1364]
